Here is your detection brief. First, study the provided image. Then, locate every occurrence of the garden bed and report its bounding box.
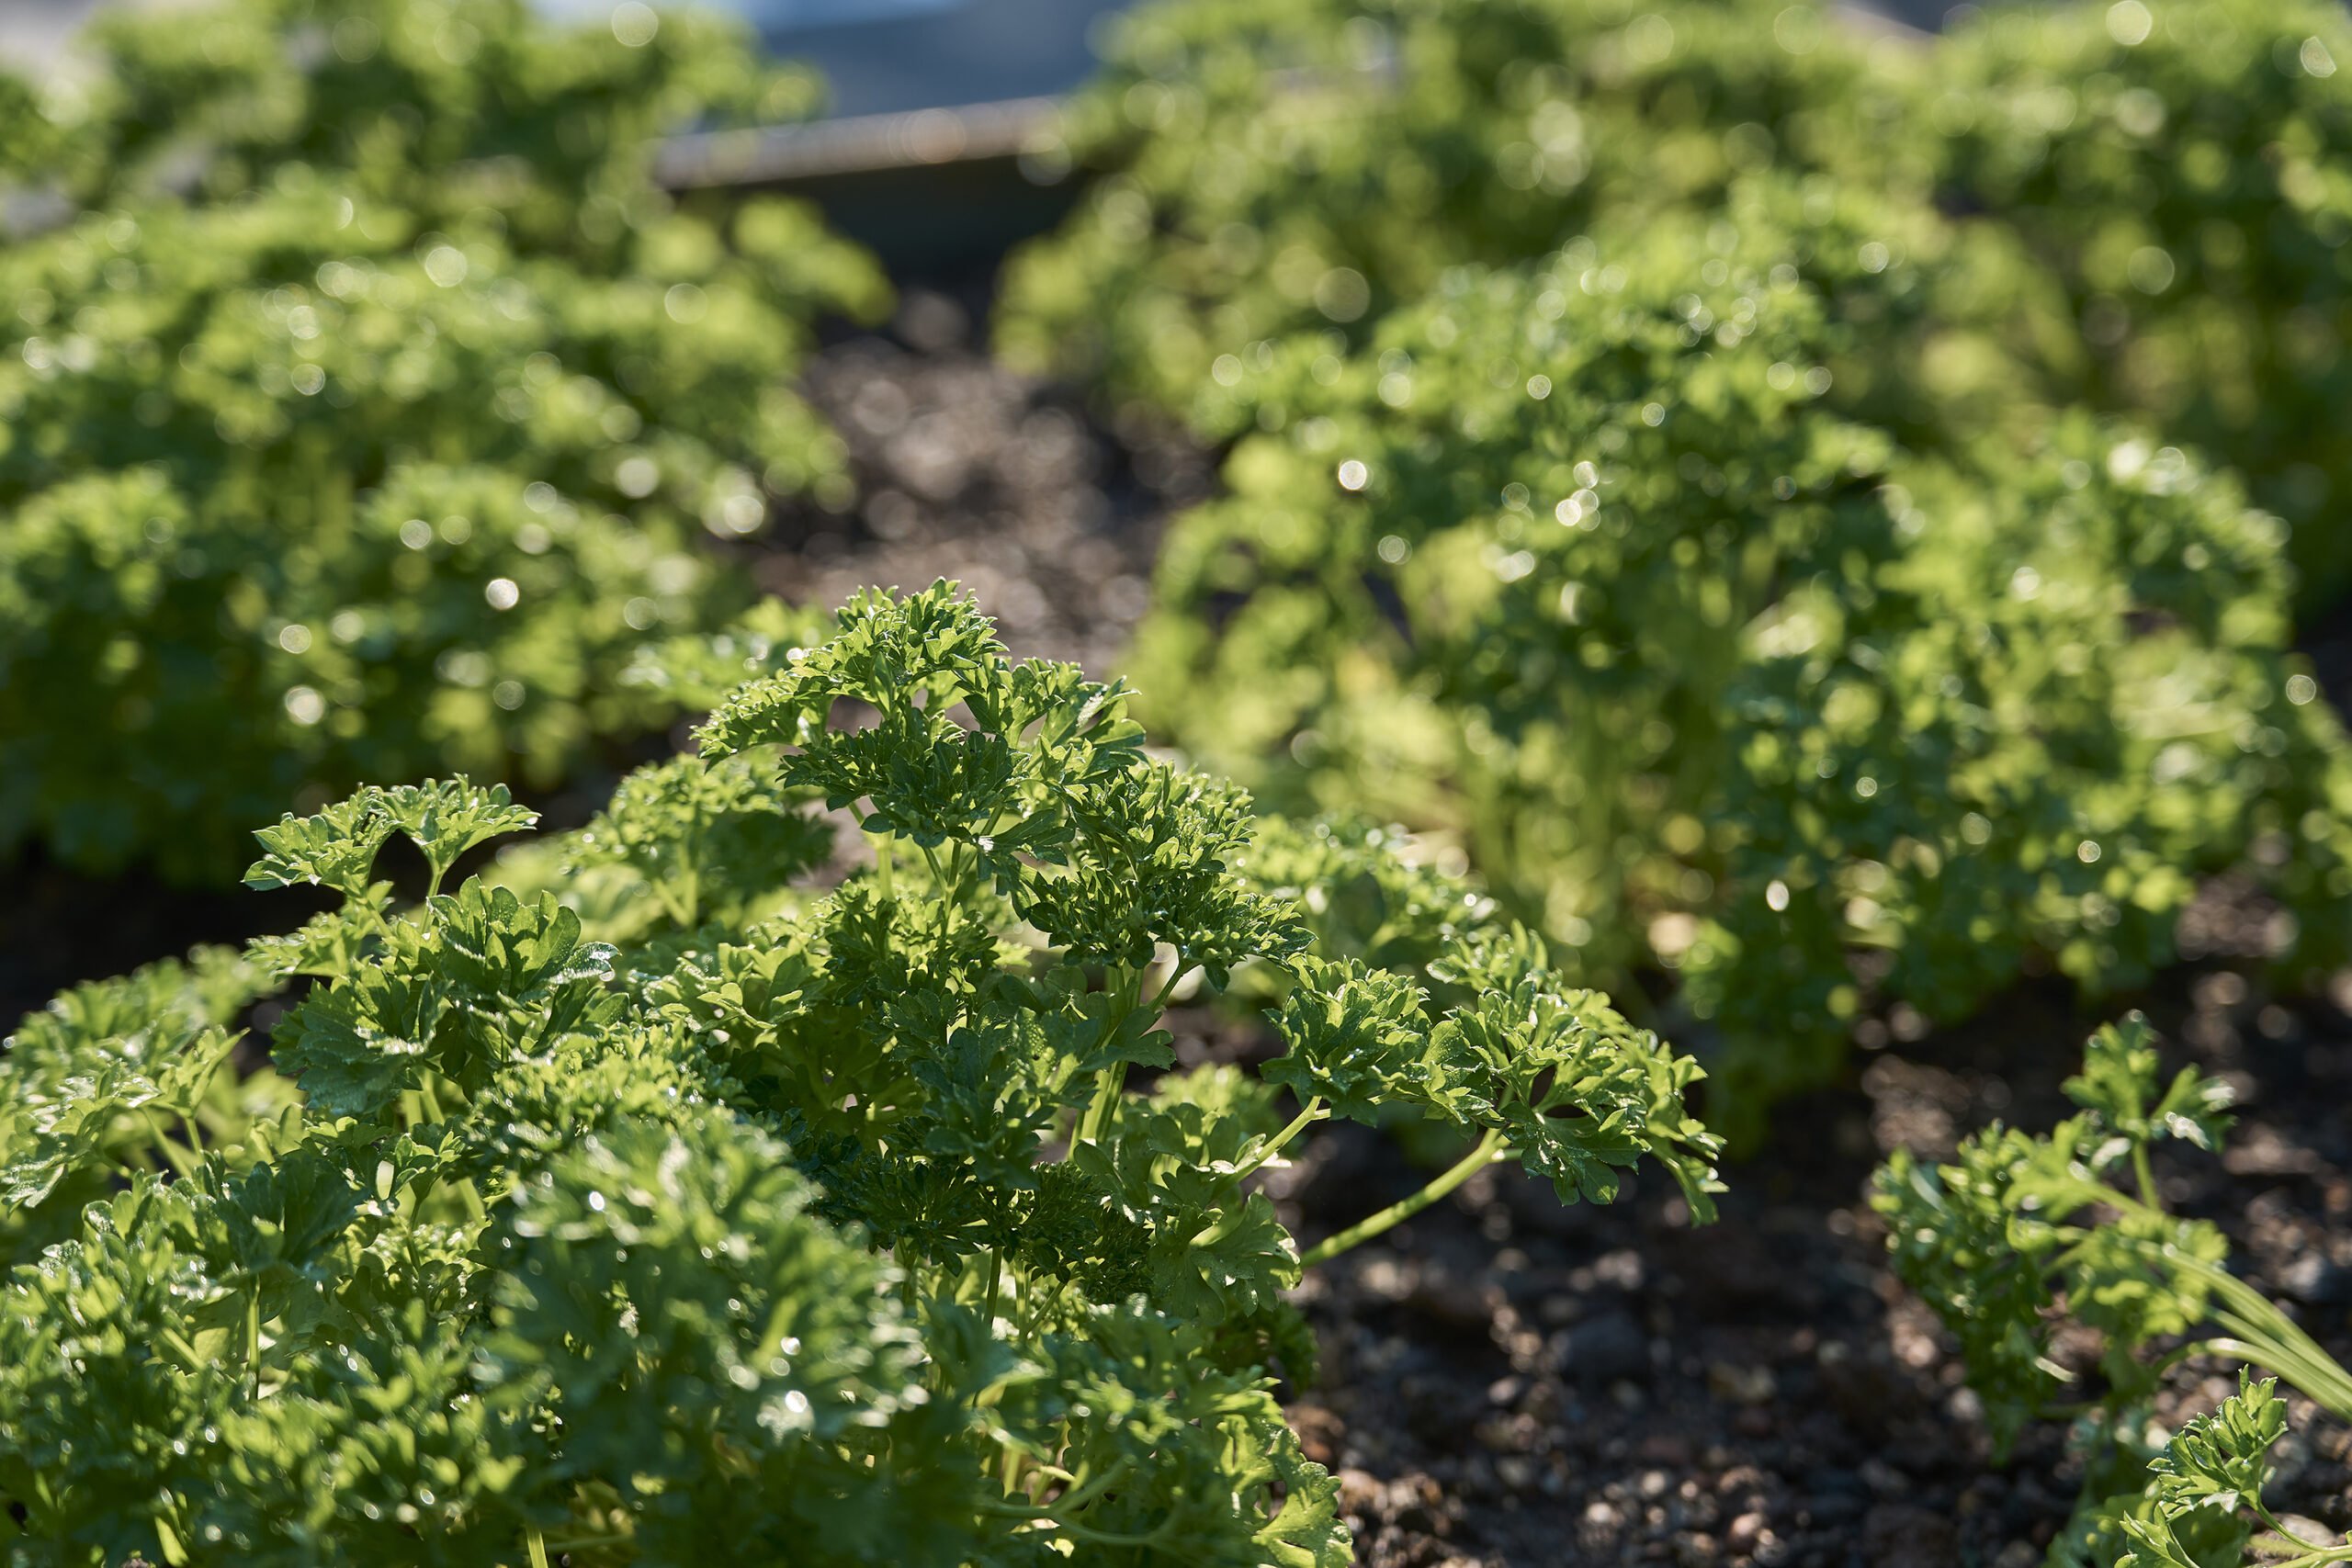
[6,284,2352,1568]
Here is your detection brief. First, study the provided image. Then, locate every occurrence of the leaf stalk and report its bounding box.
[1300,1126,1510,1267]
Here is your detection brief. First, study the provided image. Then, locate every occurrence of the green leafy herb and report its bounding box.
[0,583,1719,1563]
[0,0,888,880]
[1874,1013,2352,1564]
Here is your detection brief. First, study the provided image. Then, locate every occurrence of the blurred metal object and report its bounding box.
[657,95,1058,186]
[752,0,1127,118]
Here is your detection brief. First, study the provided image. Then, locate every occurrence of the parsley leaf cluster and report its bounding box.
[0,584,1722,1564]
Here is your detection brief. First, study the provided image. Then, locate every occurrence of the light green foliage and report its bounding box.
[1232,815,1498,982]
[1931,0,2352,608]
[1693,426,2352,1120]
[567,750,833,932]
[1006,0,2352,1131]
[2114,1374,2287,1568]
[0,949,285,1261]
[1128,193,1939,974]
[995,0,1922,429]
[1873,1014,2352,1566]
[1265,942,1722,1216]
[1122,185,2352,1126]
[0,586,1719,1564]
[0,0,888,880]
[1874,1017,2234,1452]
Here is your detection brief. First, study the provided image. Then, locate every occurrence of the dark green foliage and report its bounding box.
[0,0,888,879]
[0,584,1721,1564]
[1873,1014,2352,1564]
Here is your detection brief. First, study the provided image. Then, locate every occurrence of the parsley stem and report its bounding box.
[974,1460,1146,1534]
[2132,1144,2159,1211]
[2122,1228,2352,1417]
[1000,1441,1023,1496]
[246,1290,262,1398]
[981,1245,1004,1329]
[1300,1126,1510,1267]
[525,1527,550,1568]
[1233,1099,1327,1180]
[1045,1456,1133,1513]
[1147,952,1191,1011]
[1080,1067,1122,1144]
[143,1111,199,1180]
[2090,1185,2352,1410]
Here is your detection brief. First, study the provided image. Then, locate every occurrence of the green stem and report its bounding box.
[1301,1127,1510,1267]
[526,1527,551,1568]
[2070,1185,2352,1419]
[981,1247,1004,1329]
[2204,1328,2352,1423]
[544,1532,637,1555]
[2272,1542,2352,1568]
[159,1326,208,1370]
[246,1290,263,1398]
[1044,1457,1134,1515]
[2132,1144,2159,1212]
[1047,1518,1174,1549]
[2180,1258,2352,1418]
[1233,1099,1326,1181]
[1148,956,1190,1011]
[971,1487,1167,1549]
[143,1112,199,1179]
[1080,1066,1122,1145]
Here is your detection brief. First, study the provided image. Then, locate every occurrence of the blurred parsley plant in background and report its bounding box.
[1116,186,2352,1133]
[0,0,888,880]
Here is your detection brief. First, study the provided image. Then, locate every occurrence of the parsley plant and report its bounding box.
[0,0,887,879]
[1876,1015,2352,1566]
[0,584,1722,1563]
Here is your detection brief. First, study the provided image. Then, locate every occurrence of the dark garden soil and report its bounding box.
[1241,949,2352,1568]
[7,289,2352,1568]
[741,285,1212,679]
